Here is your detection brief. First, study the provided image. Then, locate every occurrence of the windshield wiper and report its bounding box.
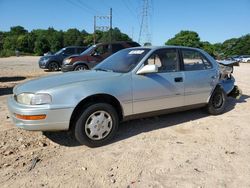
[95,68,113,72]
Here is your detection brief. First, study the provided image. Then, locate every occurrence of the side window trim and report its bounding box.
[199,52,213,69]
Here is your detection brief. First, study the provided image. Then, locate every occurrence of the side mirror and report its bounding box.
[137,64,158,75]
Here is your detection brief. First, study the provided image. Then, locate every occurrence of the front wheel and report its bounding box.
[207,87,226,115]
[48,61,60,71]
[74,64,88,71]
[74,103,119,147]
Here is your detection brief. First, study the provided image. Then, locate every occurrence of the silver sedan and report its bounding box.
[8,46,241,147]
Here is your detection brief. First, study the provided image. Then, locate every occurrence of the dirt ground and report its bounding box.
[0,56,250,188]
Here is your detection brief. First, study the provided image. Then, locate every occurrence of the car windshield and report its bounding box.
[80,45,96,55]
[94,48,150,73]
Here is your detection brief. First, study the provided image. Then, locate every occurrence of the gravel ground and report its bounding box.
[0,56,250,188]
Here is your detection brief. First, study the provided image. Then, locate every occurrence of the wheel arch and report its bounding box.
[73,61,90,70]
[207,84,224,103]
[69,93,124,132]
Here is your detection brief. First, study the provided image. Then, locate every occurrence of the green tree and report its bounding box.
[64,28,83,46]
[34,35,50,55]
[98,28,132,43]
[200,41,216,57]
[165,30,201,48]
[0,31,4,51]
[16,34,29,52]
[10,26,27,35]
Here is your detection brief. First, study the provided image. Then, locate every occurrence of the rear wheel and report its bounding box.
[74,103,119,147]
[48,61,59,71]
[207,87,226,115]
[74,64,88,71]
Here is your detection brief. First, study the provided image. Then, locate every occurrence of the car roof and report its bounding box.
[64,46,87,48]
[95,41,140,46]
[128,45,203,51]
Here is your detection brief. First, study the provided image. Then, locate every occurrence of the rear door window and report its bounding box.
[182,49,212,71]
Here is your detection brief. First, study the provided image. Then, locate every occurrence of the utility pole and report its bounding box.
[109,8,112,43]
[138,0,151,46]
[93,8,113,44]
[94,16,96,44]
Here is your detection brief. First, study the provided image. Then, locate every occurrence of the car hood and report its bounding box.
[14,70,122,94]
[40,55,54,59]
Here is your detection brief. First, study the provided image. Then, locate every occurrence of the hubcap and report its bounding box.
[49,63,58,70]
[85,111,113,140]
[212,92,223,109]
[76,66,86,71]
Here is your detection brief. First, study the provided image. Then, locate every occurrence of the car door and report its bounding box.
[132,48,185,114]
[181,49,217,105]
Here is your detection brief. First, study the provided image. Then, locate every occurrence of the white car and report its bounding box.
[8,46,242,147]
[241,55,250,63]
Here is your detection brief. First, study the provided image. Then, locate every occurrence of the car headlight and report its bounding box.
[64,58,72,64]
[16,93,52,105]
[41,57,49,63]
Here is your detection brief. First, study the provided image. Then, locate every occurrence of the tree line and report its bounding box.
[0,26,249,58]
[165,30,250,59]
[0,26,132,57]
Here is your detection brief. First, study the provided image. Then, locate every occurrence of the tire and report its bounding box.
[74,64,88,71]
[74,103,119,147]
[48,62,60,71]
[207,87,226,115]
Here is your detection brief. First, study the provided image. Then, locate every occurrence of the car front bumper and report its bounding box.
[38,60,48,69]
[7,95,74,131]
[61,64,74,72]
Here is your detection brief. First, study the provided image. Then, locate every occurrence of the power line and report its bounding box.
[77,0,103,15]
[122,0,139,23]
[65,0,95,15]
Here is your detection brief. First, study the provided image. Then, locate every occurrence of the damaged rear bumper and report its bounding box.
[228,85,242,99]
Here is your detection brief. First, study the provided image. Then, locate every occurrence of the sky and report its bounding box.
[0,0,249,45]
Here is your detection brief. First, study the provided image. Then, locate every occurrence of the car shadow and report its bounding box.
[0,76,26,82]
[43,94,249,147]
[0,87,13,96]
[0,76,27,96]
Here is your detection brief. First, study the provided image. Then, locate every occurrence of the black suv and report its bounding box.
[39,46,87,71]
[61,41,140,72]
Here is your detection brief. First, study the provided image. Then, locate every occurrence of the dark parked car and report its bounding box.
[61,41,140,72]
[39,46,87,71]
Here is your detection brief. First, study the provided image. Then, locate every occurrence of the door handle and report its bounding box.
[175,77,183,82]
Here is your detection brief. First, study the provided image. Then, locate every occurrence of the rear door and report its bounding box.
[132,48,185,114]
[181,49,217,105]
